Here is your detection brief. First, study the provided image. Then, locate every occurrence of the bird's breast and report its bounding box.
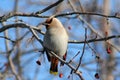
[43,27,68,57]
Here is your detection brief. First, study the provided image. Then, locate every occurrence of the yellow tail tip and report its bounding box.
[50,71,58,75]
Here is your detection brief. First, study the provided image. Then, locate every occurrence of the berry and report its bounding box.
[68,26,71,30]
[95,73,99,79]
[106,47,112,54]
[59,73,63,78]
[36,60,41,65]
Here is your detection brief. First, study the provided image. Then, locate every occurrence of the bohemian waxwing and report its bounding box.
[43,16,68,75]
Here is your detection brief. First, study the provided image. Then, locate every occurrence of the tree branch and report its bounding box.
[0,0,64,22]
[69,35,120,44]
[75,28,87,72]
[67,0,120,52]
[9,56,22,80]
[0,12,120,23]
[35,0,64,14]
[55,12,120,19]
[0,23,120,47]
[0,36,15,43]
[47,50,84,80]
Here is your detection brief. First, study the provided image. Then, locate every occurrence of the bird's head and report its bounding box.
[42,16,63,29]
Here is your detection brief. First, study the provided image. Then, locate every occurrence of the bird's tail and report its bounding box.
[50,57,58,75]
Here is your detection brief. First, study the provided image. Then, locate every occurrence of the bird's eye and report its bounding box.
[46,18,53,24]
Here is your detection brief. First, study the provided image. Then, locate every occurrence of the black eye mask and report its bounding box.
[46,18,53,24]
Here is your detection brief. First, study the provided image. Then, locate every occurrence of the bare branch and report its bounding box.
[55,12,120,19]
[0,23,45,34]
[75,28,87,72]
[69,35,120,44]
[9,56,22,80]
[0,23,120,49]
[46,49,84,80]
[67,0,120,52]
[2,22,22,80]
[69,51,80,63]
[0,36,15,43]
[28,26,43,45]
[0,12,49,22]
[0,0,64,22]
[0,12,120,23]
[35,0,64,14]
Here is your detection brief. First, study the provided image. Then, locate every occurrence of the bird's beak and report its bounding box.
[42,22,49,26]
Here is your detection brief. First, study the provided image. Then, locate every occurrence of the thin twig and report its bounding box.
[67,0,120,52]
[0,36,15,43]
[75,28,87,72]
[0,23,45,34]
[0,12,48,22]
[69,51,80,63]
[69,35,120,44]
[0,23,120,48]
[27,25,43,45]
[0,12,120,23]
[55,12,120,19]
[78,0,84,12]
[2,22,22,80]
[9,56,22,80]
[46,50,84,80]
[0,0,64,22]
[35,0,64,14]
[0,31,29,44]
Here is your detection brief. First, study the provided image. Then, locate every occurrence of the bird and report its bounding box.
[43,16,68,75]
